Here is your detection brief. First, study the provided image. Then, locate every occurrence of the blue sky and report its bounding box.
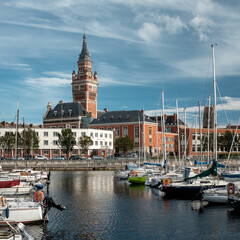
[0,0,239,127]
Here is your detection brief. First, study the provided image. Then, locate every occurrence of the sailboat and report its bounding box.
[161,45,228,199]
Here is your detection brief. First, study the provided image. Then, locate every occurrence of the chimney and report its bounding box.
[47,102,52,110]
[164,114,167,120]
[173,113,177,122]
[59,100,63,104]
[104,108,108,112]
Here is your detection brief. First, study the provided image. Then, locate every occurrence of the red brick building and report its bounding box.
[89,110,177,157]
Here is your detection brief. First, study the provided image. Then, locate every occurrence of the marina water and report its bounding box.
[24,171,240,239]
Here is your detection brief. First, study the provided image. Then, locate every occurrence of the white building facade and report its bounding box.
[0,127,113,159]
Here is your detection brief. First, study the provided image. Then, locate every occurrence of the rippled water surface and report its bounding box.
[24,171,240,239]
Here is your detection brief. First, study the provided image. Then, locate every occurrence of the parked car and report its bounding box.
[127,153,138,158]
[91,155,104,160]
[0,156,5,161]
[69,155,85,160]
[52,156,65,161]
[35,155,48,160]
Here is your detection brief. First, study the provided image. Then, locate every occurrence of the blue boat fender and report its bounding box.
[5,206,9,218]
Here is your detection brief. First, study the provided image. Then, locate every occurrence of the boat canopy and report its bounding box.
[125,164,137,170]
[184,160,218,181]
[144,163,162,167]
[194,160,225,168]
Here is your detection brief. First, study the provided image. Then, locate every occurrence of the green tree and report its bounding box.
[222,130,236,152]
[21,128,39,158]
[0,132,15,158]
[115,136,134,155]
[78,135,93,158]
[57,129,76,160]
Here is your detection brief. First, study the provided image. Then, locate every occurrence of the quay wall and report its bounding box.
[1,158,240,171]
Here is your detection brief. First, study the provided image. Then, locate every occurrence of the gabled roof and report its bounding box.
[44,102,87,120]
[90,110,154,125]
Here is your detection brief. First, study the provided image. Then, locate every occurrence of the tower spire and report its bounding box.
[79,34,91,62]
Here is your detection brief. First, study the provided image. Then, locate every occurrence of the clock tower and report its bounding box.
[72,34,98,118]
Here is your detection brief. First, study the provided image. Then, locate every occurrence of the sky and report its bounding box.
[0,0,239,128]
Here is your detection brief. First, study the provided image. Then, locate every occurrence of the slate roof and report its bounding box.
[149,115,185,126]
[78,34,91,62]
[44,102,88,120]
[90,110,154,125]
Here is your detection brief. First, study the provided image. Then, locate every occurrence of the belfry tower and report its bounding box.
[72,34,98,118]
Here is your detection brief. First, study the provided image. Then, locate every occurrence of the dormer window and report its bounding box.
[61,110,64,116]
[53,111,57,117]
[68,109,72,116]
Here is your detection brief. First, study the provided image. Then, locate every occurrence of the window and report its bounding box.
[135,141,139,146]
[107,127,112,130]
[81,132,86,136]
[35,132,39,136]
[95,141,98,145]
[44,132,48,137]
[105,134,107,138]
[72,149,77,155]
[73,132,76,137]
[44,140,48,145]
[90,132,93,137]
[149,138,152,143]
[95,133,98,137]
[115,127,120,136]
[80,85,85,89]
[109,142,112,146]
[105,141,107,146]
[53,150,58,155]
[135,126,140,138]
[34,150,39,155]
[53,140,58,145]
[74,85,79,90]
[149,126,152,136]
[123,126,128,136]
[109,134,112,139]
[100,133,103,138]
[100,127,104,130]
[43,150,49,155]
[100,141,103,146]
[53,132,58,137]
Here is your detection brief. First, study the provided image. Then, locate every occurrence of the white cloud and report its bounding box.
[23,72,71,88]
[25,77,71,88]
[189,16,213,41]
[138,23,161,43]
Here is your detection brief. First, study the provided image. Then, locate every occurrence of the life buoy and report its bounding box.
[163,178,170,187]
[0,196,5,207]
[34,191,44,203]
[132,171,138,177]
[228,183,235,195]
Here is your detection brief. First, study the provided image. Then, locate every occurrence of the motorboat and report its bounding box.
[202,186,228,204]
[0,181,33,196]
[0,196,45,225]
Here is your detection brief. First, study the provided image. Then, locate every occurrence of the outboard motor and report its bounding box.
[42,196,66,218]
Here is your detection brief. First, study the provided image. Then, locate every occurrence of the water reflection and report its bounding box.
[23,171,240,240]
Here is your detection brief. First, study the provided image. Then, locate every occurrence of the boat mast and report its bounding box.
[212,44,217,161]
[15,98,19,160]
[195,113,197,158]
[198,101,202,170]
[207,96,211,164]
[138,113,141,167]
[156,115,159,163]
[176,100,181,164]
[162,90,166,166]
[184,107,186,167]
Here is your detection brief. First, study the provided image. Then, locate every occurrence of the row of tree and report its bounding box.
[0,128,94,159]
[202,130,239,152]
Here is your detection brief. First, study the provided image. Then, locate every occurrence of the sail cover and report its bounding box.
[184,160,218,181]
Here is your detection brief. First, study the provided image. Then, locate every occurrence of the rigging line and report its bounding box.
[201,50,212,104]
[216,82,230,125]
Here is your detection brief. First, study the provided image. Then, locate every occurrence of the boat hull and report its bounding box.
[228,196,240,211]
[0,202,44,225]
[129,177,146,185]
